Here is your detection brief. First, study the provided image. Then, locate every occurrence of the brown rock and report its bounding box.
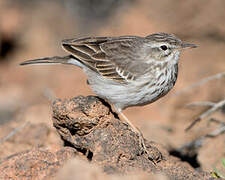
[56,157,169,180]
[0,95,215,180]
[52,96,213,180]
[0,147,76,180]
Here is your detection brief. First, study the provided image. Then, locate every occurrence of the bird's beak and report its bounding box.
[181,43,198,49]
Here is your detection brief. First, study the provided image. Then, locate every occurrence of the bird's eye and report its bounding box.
[160,45,168,51]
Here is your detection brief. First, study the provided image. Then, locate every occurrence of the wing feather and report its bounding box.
[62,36,149,83]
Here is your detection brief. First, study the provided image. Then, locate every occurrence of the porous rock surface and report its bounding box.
[0,96,214,180]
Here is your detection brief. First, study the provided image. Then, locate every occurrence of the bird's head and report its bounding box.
[145,33,197,64]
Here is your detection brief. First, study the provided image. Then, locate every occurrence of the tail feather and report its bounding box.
[20,55,73,66]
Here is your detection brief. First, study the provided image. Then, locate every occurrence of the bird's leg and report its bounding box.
[117,110,162,163]
[119,111,140,134]
[115,108,148,154]
[113,107,162,163]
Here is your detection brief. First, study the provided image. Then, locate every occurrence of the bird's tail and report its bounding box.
[19,55,81,67]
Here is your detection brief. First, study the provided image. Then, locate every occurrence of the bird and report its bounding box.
[20,33,197,160]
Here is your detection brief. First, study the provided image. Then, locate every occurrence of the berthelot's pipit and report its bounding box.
[20,33,197,161]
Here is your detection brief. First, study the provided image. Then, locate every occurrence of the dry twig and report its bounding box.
[186,101,215,108]
[185,99,225,131]
[180,120,225,152]
[0,121,29,144]
[206,125,225,138]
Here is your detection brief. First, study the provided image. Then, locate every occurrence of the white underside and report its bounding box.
[85,67,176,111]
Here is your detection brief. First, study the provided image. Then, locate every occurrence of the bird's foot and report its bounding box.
[137,132,163,164]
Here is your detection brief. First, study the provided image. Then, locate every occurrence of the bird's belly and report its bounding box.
[123,82,173,108]
[89,77,174,110]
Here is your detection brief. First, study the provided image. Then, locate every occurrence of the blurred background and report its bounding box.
[0,0,224,172]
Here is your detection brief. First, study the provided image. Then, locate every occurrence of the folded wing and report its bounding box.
[62,36,149,83]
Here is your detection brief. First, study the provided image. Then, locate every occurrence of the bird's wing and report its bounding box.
[62,36,150,83]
